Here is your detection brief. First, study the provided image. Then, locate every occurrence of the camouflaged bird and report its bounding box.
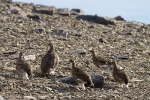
[90,49,110,74]
[16,52,33,80]
[108,60,129,88]
[69,59,94,90]
[40,42,59,77]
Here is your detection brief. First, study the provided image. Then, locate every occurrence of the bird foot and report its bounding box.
[22,73,29,80]
[50,71,55,75]
[78,83,85,90]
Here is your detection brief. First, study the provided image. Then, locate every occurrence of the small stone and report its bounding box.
[38,95,47,100]
[73,34,82,37]
[23,54,36,61]
[0,95,4,100]
[99,38,107,43]
[51,30,68,37]
[70,48,87,54]
[34,28,45,34]
[24,96,37,100]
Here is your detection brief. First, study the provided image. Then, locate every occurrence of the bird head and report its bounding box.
[107,60,116,70]
[48,41,53,47]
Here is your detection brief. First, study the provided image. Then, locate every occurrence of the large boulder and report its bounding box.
[76,15,115,25]
[58,8,70,16]
[33,4,56,15]
[58,72,104,88]
[71,9,84,15]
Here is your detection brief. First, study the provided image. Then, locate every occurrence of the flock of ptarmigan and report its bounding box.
[15,41,129,90]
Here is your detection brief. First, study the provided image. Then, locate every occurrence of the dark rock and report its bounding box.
[27,14,41,22]
[126,32,132,35]
[88,25,95,28]
[73,34,82,37]
[114,15,124,21]
[85,60,90,65]
[33,5,56,15]
[10,9,19,14]
[34,28,45,34]
[3,51,17,55]
[27,14,41,20]
[99,38,107,43]
[58,8,70,16]
[51,30,68,37]
[76,15,115,25]
[3,27,11,31]
[58,72,104,88]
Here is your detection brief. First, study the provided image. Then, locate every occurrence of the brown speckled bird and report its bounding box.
[90,49,110,74]
[40,42,59,77]
[108,60,129,88]
[16,52,33,80]
[69,59,94,90]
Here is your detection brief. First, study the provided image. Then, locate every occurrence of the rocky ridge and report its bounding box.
[0,0,150,99]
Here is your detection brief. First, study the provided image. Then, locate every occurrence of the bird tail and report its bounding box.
[125,80,128,85]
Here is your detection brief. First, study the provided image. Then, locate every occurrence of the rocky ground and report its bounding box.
[0,0,150,100]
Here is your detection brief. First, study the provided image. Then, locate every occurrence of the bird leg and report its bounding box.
[76,79,86,90]
[22,72,29,80]
[126,83,129,88]
[78,82,85,90]
[50,68,56,75]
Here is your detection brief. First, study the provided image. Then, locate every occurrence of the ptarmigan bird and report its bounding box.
[69,59,94,90]
[40,42,59,77]
[16,52,33,80]
[107,60,129,88]
[90,49,110,74]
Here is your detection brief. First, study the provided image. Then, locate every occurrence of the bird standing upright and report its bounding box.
[40,42,59,77]
[107,60,129,88]
[16,52,33,80]
[90,49,110,74]
[69,59,94,90]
